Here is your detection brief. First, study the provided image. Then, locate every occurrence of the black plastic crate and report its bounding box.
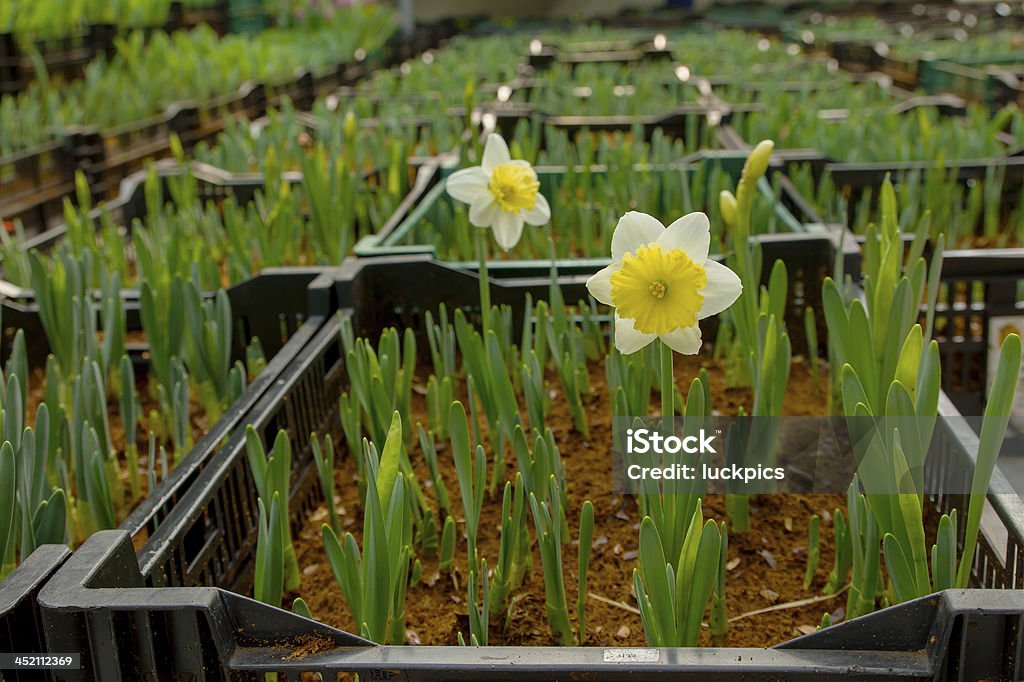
[36,539,1024,681]
[0,162,343,574]
[0,545,71,682]
[490,74,721,148]
[0,162,320,317]
[65,104,199,201]
[185,81,268,147]
[718,98,1021,167]
[154,236,833,592]
[879,52,922,90]
[174,0,229,35]
[0,139,76,237]
[31,239,1024,680]
[931,248,1024,418]
[708,70,900,111]
[309,61,368,99]
[547,106,721,144]
[0,266,329,552]
[526,41,675,72]
[829,39,882,73]
[0,29,92,95]
[0,33,20,95]
[760,157,1024,419]
[0,154,425,313]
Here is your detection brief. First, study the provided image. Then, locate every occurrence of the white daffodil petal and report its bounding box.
[521,191,551,226]
[614,314,657,355]
[586,262,620,306]
[698,259,743,320]
[445,166,489,204]
[491,211,525,251]
[658,212,711,263]
[660,325,703,355]
[482,133,512,174]
[611,211,665,261]
[469,196,500,228]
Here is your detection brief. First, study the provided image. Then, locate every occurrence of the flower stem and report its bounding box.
[659,339,674,426]
[548,223,557,296]
[547,226,563,314]
[476,229,491,332]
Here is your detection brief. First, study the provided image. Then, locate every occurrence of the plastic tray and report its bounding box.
[0,545,71,682]
[30,238,1024,680]
[355,155,831,264]
[0,139,76,236]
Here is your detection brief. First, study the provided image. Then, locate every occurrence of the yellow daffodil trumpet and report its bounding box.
[587,211,742,355]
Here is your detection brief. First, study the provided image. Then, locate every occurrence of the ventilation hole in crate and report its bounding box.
[947,350,969,392]
[953,312,971,341]
[181,509,211,581]
[967,352,984,394]
[947,280,965,308]
[972,280,987,306]
[147,611,174,677]
[792,276,805,308]
[969,312,985,341]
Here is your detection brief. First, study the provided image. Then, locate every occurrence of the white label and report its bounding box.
[603,649,660,663]
[987,316,1024,424]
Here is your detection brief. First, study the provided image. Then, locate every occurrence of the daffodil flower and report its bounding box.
[587,211,742,355]
[445,133,551,251]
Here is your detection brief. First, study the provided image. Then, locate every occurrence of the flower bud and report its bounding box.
[719,190,738,228]
[742,139,775,186]
[343,110,357,143]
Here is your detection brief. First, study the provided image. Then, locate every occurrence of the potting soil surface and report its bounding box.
[292,353,857,648]
[25,359,219,550]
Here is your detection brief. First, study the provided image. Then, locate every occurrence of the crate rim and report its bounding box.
[0,158,419,303]
[31,530,1024,680]
[356,158,824,261]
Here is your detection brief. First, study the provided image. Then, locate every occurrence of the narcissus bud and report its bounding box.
[742,140,774,185]
[719,190,738,228]
[343,110,357,143]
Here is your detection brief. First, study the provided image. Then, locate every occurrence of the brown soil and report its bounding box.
[24,361,213,548]
[291,353,850,648]
[960,232,1021,250]
[282,635,337,660]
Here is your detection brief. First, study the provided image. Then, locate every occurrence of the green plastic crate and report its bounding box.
[355,154,823,265]
[226,0,268,34]
[919,53,1024,107]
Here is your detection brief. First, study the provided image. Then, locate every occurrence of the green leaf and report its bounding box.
[932,511,956,593]
[31,488,66,548]
[439,515,456,572]
[882,533,915,604]
[292,598,313,620]
[258,493,284,609]
[244,426,268,501]
[0,442,16,576]
[361,451,391,643]
[956,333,1022,587]
[376,412,403,514]
[680,518,721,646]
[894,326,923,400]
[637,516,675,644]
[577,500,594,643]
